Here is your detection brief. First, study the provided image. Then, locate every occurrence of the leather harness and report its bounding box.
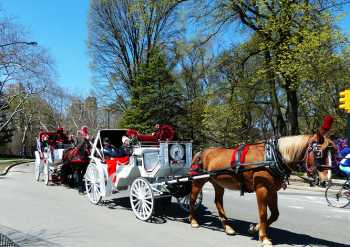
[189,138,291,196]
[230,138,291,196]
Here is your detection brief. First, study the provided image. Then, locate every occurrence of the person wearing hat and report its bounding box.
[56,127,69,148]
[102,136,131,158]
[121,135,131,156]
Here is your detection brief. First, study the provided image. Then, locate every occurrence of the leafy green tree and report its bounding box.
[196,0,349,136]
[119,49,183,133]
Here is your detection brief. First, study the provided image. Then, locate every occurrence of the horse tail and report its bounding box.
[189,151,204,176]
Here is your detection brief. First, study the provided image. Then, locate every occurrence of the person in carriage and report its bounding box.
[55,127,70,148]
[102,136,131,158]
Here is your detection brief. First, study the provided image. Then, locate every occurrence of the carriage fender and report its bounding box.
[115,166,141,189]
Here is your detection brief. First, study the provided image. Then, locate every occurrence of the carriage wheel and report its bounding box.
[85,163,102,204]
[177,190,203,213]
[130,178,154,221]
[44,162,50,185]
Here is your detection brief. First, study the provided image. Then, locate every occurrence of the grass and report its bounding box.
[0,158,33,173]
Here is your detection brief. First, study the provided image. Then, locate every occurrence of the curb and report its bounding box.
[0,161,33,176]
[289,175,345,186]
[287,183,327,193]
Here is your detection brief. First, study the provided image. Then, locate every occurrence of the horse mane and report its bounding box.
[278,135,311,164]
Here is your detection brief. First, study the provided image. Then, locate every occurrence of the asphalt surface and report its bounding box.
[0,163,349,247]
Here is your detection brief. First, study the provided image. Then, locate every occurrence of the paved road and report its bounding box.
[0,164,349,247]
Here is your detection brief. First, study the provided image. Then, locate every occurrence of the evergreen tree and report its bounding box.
[119,50,183,133]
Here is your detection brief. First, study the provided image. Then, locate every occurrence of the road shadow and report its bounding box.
[157,202,348,247]
[100,197,132,211]
[0,224,83,247]
[90,197,348,246]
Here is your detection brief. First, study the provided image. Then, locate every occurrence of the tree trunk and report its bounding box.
[287,89,299,135]
[285,77,299,135]
[264,51,287,136]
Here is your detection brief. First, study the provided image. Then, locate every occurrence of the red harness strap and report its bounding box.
[189,153,204,176]
[189,162,202,176]
[231,145,250,167]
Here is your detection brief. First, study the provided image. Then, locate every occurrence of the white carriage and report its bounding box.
[84,129,202,221]
[34,131,73,185]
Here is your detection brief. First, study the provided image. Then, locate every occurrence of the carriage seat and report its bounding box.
[105,156,129,177]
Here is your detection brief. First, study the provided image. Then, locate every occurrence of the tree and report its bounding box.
[0,14,55,146]
[119,49,183,132]
[195,0,349,135]
[174,42,211,146]
[88,0,186,107]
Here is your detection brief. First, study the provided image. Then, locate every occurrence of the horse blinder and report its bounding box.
[308,142,333,171]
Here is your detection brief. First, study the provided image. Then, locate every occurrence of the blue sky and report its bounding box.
[1,1,349,98]
[2,0,92,96]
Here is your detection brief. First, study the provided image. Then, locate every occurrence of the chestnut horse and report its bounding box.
[189,131,334,247]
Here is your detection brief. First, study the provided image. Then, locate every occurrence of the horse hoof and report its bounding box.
[261,239,273,247]
[190,220,200,228]
[224,225,236,235]
[191,223,200,228]
[248,224,259,235]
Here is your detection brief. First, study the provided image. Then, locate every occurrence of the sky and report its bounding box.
[1,1,350,98]
[1,0,92,96]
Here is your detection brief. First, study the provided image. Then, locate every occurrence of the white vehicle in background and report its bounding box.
[84,129,202,221]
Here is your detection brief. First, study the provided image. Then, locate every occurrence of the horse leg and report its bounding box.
[60,162,68,185]
[255,185,273,247]
[211,180,236,235]
[249,190,279,234]
[267,190,279,227]
[189,179,207,228]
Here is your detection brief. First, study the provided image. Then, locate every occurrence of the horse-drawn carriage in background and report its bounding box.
[84,125,203,221]
[34,127,91,188]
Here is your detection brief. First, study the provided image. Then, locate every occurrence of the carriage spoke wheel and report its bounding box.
[177,190,203,213]
[130,178,154,221]
[85,164,102,204]
[325,183,350,208]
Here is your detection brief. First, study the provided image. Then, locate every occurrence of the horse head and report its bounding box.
[278,116,335,184]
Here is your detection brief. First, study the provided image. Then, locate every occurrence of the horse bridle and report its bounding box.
[305,141,334,173]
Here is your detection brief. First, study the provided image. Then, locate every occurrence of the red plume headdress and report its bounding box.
[320,115,334,135]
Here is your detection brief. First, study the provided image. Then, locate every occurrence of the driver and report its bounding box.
[56,128,69,147]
